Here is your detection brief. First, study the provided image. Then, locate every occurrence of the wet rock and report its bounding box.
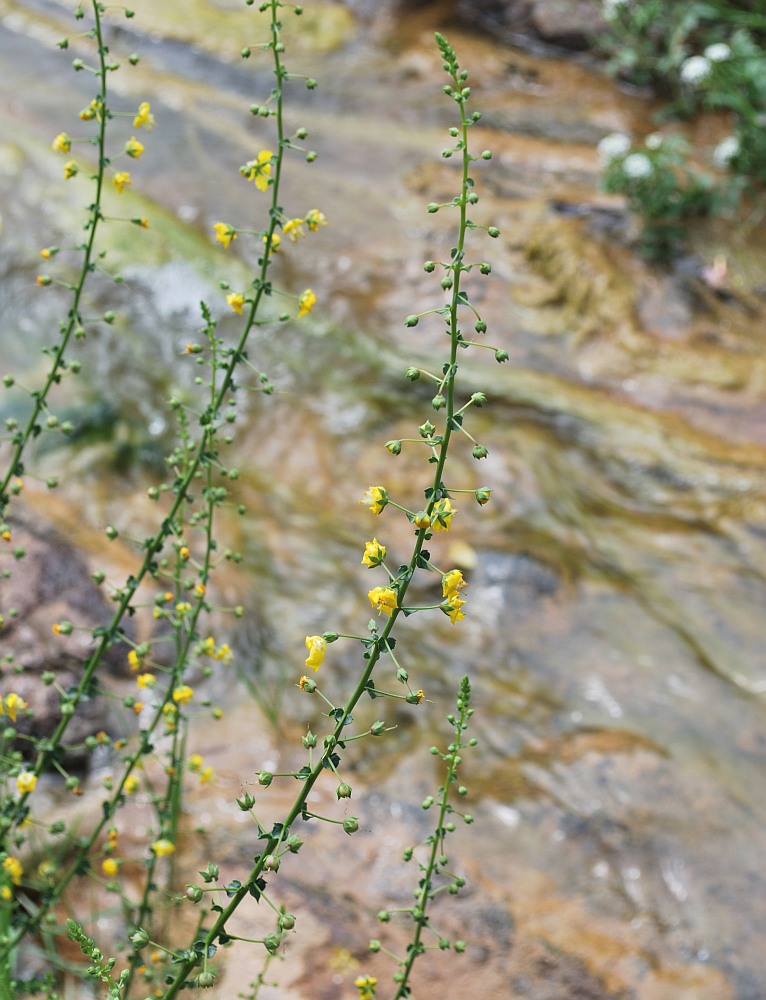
[0,513,130,758]
[455,0,606,50]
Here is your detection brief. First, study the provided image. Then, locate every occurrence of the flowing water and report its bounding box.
[2,1,766,997]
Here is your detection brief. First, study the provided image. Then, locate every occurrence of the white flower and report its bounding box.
[597,132,631,165]
[645,133,663,150]
[713,135,740,169]
[622,152,653,179]
[704,43,731,63]
[602,0,628,19]
[680,55,711,86]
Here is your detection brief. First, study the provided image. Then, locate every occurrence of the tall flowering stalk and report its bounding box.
[151,30,500,999]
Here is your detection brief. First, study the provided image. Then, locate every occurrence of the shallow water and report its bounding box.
[3,1,766,997]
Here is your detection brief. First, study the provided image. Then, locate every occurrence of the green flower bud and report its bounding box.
[470,392,487,407]
[370,939,381,952]
[432,395,446,410]
[343,817,359,834]
[264,933,281,954]
[480,262,492,274]
[481,149,492,159]
[131,929,149,949]
[385,440,402,455]
[404,315,419,327]
[336,782,352,800]
[377,910,390,922]
[186,885,203,903]
[237,792,255,811]
[422,795,434,809]
[370,720,386,735]
[302,730,318,748]
[278,913,296,930]
[494,349,509,363]
[488,226,500,238]
[195,971,216,988]
[405,367,421,380]
[475,320,487,333]
[423,261,436,272]
[427,202,440,213]
[263,854,280,871]
[472,445,489,460]
[258,771,273,787]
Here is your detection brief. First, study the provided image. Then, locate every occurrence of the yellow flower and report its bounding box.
[112,171,132,194]
[361,486,388,515]
[442,569,466,597]
[355,976,377,1000]
[136,673,155,689]
[101,858,119,877]
[187,753,203,772]
[16,771,37,795]
[368,587,398,617]
[361,538,386,568]
[431,497,455,532]
[133,701,144,714]
[1,693,28,724]
[150,839,175,857]
[304,635,326,672]
[443,593,466,624]
[199,766,214,784]
[214,643,233,664]
[63,160,78,180]
[241,149,272,191]
[52,132,71,153]
[227,292,245,315]
[262,232,281,253]
[305,208,328,231]
[133,101,155,130]
[414,689,424,703]
[134,216,150,228]
[2,856,23,885]
[124,775,140,795]
[297,288,317,318]
[128,650,141,671]
[0,887,11,900]
[213,222,236,248]
[200,636,216,656]
[79,99,99,121]
[283,217,305,241]
[172,685,194,705]
[125,136,145,158]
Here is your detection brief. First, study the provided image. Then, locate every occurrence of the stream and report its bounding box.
[2,1,766,997]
